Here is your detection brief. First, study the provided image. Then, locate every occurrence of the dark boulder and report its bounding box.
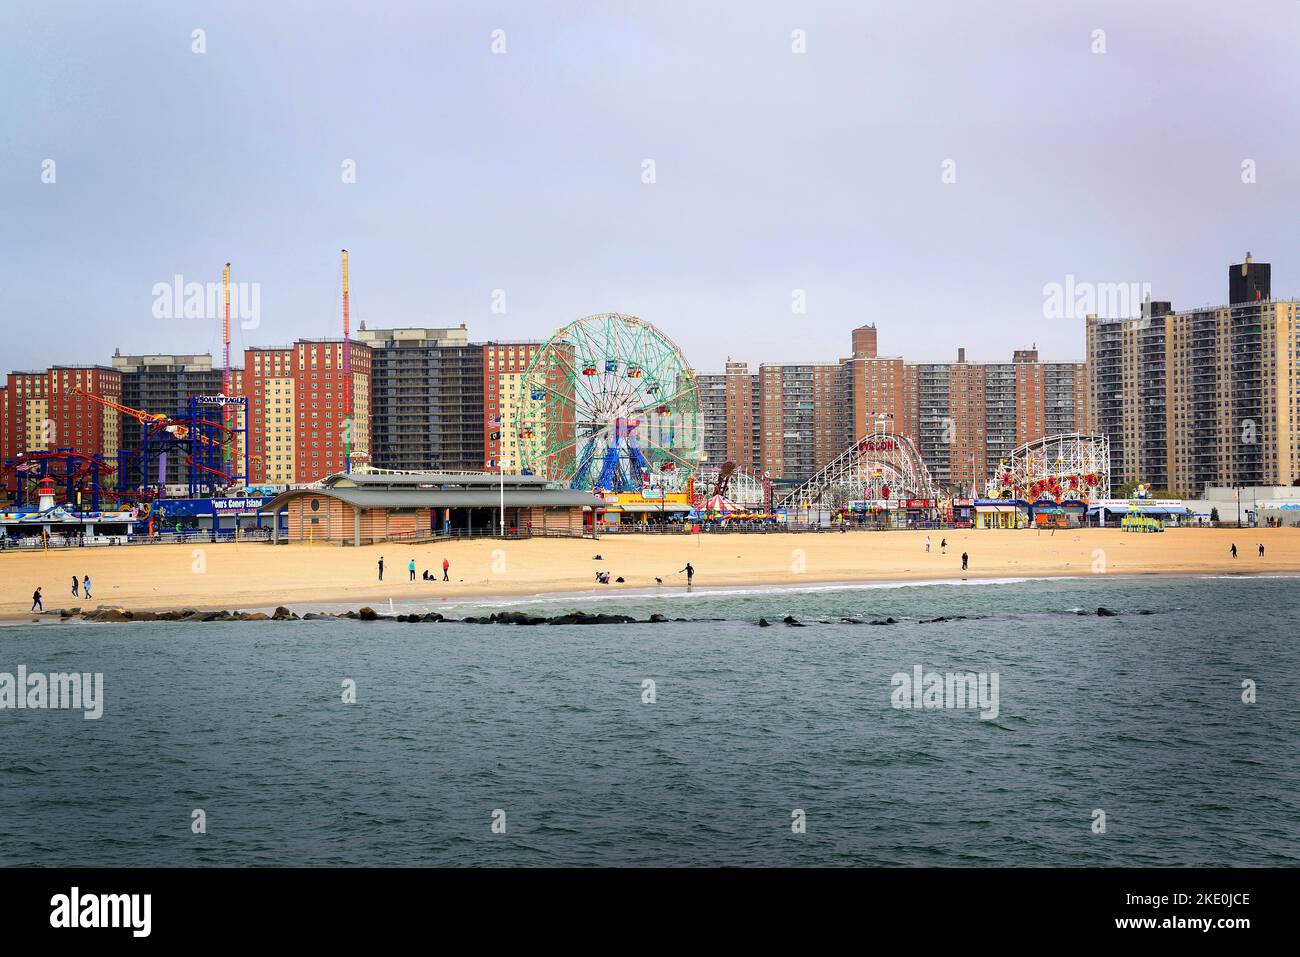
[1097,607,1119,617]
[758,617,771,627]
[358,607,378,621]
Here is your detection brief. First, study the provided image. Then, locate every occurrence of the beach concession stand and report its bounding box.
[1087,498,1191,528]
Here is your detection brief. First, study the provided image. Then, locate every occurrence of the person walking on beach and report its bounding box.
[1230,544,1237,559]
[378,556,384,581]
[83,575,92,600]
[940,538,947,555]
[961,551,969,571]
[32,587,43,612]
[71,575,79,598]
[442,558,450,581]
[409,558,416,581]
[679,562,695,588]
[925,535,931,553]
[1259,543,1265,558]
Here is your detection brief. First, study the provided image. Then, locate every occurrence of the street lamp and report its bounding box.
[499,456,508,537]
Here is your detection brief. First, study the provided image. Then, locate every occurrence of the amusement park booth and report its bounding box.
[142,494,282,537]
[845,498,937,528]
[1028,500,1088,528]
[0,477,138,546]
[262,472,603,544]
[949,499,975,526]
[597,489,694,527]
[973,501,1029,529]
[1087,500,1190,528]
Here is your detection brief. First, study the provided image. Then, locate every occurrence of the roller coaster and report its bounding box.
[986,433,1110,503]
[1,389,250,508]
[776,432,938,509]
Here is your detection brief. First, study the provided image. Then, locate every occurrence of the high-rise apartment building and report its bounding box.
[756,362,842,479]
[1088,256,1299,494]
[841,324,907,449]
[110,352,229,487]
[241,339,370,485]
[356,325,483,473]
[483,341,540,473]
[704,325,1088,490]
[1,367,123,466]
[696,372,728,466]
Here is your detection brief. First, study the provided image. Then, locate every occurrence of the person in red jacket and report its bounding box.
[442,558,450,581]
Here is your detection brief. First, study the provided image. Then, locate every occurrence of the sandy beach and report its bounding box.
[2,527,1296,620]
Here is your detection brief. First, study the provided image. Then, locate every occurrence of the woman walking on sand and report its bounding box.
[1231,544,1237,559]
[940,538,947,555]
[925,535,931,553]
[71,575,79,598]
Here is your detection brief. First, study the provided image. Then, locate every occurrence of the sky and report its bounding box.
[3,0,1299,374]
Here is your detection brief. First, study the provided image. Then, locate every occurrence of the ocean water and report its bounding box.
[1,575,1296,867]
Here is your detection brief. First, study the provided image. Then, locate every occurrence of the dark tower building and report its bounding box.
[1229,253,1270,304]
[111,352,227,488]
[357,325,483,472]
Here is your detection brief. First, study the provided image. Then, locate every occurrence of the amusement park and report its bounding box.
[2,284,1169,546]
[506,314,1130,534]
[0,263,272,548]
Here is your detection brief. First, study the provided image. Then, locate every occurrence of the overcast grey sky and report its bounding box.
[3,0,1298,374]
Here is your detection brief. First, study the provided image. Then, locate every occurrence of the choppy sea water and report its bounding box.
[1,575,1296,867]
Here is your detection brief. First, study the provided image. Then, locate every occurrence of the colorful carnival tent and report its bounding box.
[702,494,739,514]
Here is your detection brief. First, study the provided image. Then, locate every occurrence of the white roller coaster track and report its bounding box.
[696,464,770,508]
[987,432,1111,501]
[776,433,937,508]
